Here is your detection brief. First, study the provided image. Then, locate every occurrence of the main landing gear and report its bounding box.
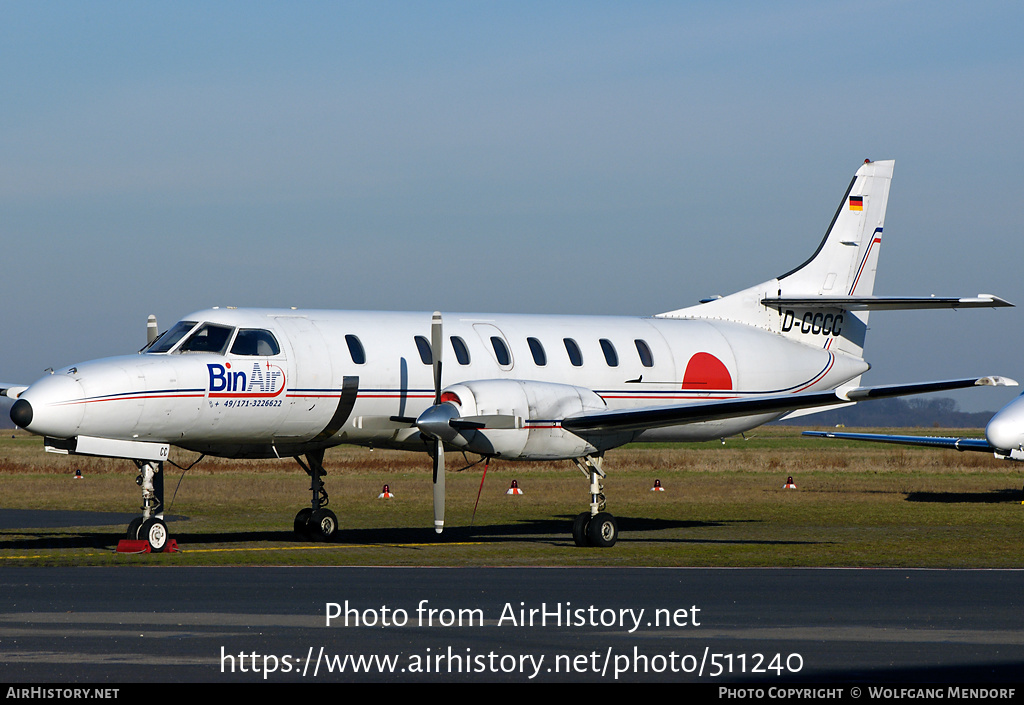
[570,455,618,547]
[293,449,338,541]
[126,460,170,552]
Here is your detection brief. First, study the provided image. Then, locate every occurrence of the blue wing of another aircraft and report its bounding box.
[802,430,994,452]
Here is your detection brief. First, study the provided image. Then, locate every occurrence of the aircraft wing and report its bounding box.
[561,376,1015,434]
[0,385,28,399]
[760,295,1013,310]
[801,430,994,452]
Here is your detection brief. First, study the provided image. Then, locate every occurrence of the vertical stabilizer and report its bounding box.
[659,159,894,361]
[777,159,892,300]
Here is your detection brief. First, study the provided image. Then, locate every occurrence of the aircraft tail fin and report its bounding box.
[659,159,894,360]
[774,158,892,300]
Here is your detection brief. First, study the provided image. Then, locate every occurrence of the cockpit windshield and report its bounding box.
[143,320,281,356]
[144,320,198,354]
[178,323,235,354]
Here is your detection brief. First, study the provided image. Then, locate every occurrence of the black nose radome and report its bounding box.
[10,399,32,429]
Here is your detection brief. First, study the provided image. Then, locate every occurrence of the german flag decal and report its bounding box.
[849,195,864,211]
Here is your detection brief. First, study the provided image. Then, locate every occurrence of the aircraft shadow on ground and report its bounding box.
[170,516,820,547]
[904,488,1023,504]
[0,514,828,550]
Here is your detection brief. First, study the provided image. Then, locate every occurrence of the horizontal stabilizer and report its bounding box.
[562,376,1016,434]
[761,294,1013,310]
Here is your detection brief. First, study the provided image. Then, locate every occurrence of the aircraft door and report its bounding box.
[472,323,514,372]
[273,316,338,442]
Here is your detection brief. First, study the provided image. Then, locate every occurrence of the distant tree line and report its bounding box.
[774,397,995,428]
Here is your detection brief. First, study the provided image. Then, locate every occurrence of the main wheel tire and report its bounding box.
[126,517,143,540]
[571,512,591,547]
[308,508,338,541]
[294,508,313,536]
[585,512,618,548]
[141,518,168,552]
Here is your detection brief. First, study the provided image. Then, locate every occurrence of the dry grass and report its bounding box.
[1,427,1021,568]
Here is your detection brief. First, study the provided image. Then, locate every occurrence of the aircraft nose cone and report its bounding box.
[986,414,1023,452]
[10,398,32,428]
[14,374,86,439]
[985,394,1024,452]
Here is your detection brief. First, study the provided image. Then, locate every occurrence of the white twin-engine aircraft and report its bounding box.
[2,159,1015,550]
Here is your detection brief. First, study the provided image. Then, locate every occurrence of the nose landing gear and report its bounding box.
[123,460,172,552]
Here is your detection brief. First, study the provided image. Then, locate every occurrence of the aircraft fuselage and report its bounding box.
[14,307,868,459]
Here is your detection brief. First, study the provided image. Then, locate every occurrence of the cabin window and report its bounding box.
[600,339,619,367]
[414,335,432,365]
[490,336,511,366]
[345,334,366,365]
[179,323,234,355]
[635,339,654,367]
[563,338,583,367]
[527,337,547,366]
[230,329,281,356]
[451,336,471,365]
[146,320,198,353]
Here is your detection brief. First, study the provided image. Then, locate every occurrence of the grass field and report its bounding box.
[1,426,1021,568]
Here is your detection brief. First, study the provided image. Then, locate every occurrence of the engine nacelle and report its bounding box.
[440,379,610,460]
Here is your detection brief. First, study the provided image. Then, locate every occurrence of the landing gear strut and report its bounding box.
[571,454,618,547]
[127,460,169,552]
[294,450,338,541]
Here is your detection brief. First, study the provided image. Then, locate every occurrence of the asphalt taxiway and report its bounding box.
[0,566,1021,684]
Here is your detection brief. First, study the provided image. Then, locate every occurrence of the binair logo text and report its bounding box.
[208,362,286,397]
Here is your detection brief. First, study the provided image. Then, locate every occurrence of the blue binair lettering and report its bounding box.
[209,363,227,392]
[208,364,246,392]
[207,363,284,395]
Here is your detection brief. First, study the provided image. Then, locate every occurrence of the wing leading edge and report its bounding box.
[562,376,1016,435]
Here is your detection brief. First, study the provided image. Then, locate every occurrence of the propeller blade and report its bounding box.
[431,311,443,405]
[433,438,445,534]
[429,311,446,534]
[146,315,159,346]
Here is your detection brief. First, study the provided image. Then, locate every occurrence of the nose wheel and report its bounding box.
[125,460,172,552]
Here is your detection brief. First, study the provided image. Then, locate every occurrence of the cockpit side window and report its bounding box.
[179,323,235,354]
[145,321,198,354]
[230,329,281,356]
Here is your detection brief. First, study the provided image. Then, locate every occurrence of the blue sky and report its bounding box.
[2,1,1022,413]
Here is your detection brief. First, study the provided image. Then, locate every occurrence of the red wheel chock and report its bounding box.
[116,539,180,554]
